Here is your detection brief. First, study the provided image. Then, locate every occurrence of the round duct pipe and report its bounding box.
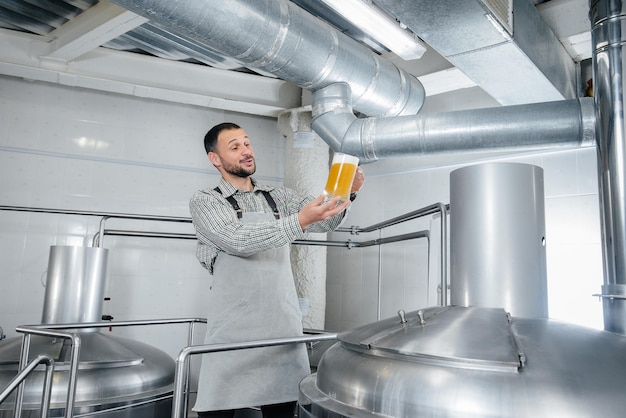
[449,162,548,318]
[110,0,425,118]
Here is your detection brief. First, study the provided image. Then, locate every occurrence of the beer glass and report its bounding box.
[324,152,359,201]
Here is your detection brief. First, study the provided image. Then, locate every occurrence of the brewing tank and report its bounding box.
[0,334,175,417]
[299,306,626,417]
[0,246,175,417]
[450,162,548,318]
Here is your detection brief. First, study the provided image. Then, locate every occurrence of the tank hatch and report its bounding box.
[338,306,524,372]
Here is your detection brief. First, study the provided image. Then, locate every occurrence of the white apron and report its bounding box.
[193,210,310,412]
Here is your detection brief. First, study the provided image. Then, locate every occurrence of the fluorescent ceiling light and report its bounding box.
[320,0,426,60]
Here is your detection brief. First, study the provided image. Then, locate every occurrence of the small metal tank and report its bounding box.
[299,306,626,417]
[0,334,174,417]
[0,246,175,417]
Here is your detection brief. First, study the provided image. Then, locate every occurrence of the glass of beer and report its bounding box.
[324,152,359,201]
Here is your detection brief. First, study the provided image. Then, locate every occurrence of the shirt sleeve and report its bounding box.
[190,189,306,258]
[189,186,347,273]
[270,186,346,233]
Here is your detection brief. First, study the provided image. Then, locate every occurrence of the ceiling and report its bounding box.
[0,0,593,171]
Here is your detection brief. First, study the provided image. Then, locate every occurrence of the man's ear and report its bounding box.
[208,151,220,167]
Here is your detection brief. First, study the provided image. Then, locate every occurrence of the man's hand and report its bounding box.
[298,194,350,230]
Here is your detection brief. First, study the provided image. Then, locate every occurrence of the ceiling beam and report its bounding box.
[41,0,148,64]
[0,29,302,117]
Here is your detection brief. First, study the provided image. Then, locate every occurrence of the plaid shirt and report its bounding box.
[189,177,345,274]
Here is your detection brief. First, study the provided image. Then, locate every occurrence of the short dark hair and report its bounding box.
[204,122,241,153]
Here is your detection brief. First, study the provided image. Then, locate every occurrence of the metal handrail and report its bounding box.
[10,329,80,418]
[7,319,334,418]
[98,229,429,248]
[171,333,339,418]
[0,205,449,305]
[0,354,55,418]
[7,318,206,418]
[90,202,448,305]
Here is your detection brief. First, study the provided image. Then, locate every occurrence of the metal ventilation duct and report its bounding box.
[373,0,577,105]
[110,0,593,165]
[312,83,594,161]
[110,0,426,119]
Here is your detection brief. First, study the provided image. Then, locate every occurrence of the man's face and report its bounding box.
[209,128,256,177]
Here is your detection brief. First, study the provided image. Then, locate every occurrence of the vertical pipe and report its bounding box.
[41,246,108,327]
[450,163,548,318]
[13,334,31,418]
[439,203,448,307]
[590,0,626,334]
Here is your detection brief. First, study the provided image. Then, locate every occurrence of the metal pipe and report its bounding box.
[39,355,54,418]
[0,354,55,418]
[312,83,596,162]
[3,204,448,312]
[14,327,82,418]
[171,333,338,418]
[18,318,207,331]
[591,0,626,334]
[13,334,30,418]
[183,322,198,418]
[0,205,192,223]
[438,203,448,307]
[353,203,448,233]
[94,213,192,247]
[109,0,593,165]
[102,229,197,240]
[377,230,383,320]
[110,0,425,119]
[335,202,448,306]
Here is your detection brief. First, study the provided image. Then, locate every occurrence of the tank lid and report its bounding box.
[338,306,523,372]
[0,333,143,369]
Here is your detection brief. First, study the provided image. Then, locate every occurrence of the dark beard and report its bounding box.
[223,159,255,178]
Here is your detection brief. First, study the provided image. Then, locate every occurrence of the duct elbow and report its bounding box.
[311,83,378,162]
[311,83,356,151]
[311,111,356,153]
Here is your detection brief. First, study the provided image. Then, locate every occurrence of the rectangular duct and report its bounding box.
[374,0,577,105]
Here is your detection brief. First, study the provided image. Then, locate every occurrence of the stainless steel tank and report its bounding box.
[450,162,548,318]
[0,334,175,417]
[0,245,175,417]
[299,306,626,417]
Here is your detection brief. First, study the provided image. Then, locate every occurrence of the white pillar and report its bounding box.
[278,108,330,329]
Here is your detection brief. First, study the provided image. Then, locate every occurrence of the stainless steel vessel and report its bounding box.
[0,246,175,417]
[450,163,548,318]
[299,306,626,417]
[0,333,174,417]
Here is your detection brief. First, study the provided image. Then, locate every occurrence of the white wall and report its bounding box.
[0,75,285,361]
[325,88,605,332]
[0,74,606,359]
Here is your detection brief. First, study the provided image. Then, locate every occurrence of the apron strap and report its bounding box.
[260,190,280,220]
[214,186,243,219]
[214,187,280,220]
